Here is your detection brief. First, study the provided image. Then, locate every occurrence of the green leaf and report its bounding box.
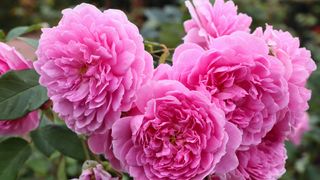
[6,24,43,41]
[17,37,39,48]
[0,138,32,180]
[65,157,81,177]
[30,128,55,157]
[0,30,5,41]
[41,125,85,160]
[0,69,48,120]
[122,173,132,180]
[25,151,51,176]
[0,136,8,143]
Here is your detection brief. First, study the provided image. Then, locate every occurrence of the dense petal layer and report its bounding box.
[184,0,252,48]
[112,80,241,180]
[254,25,316,143]
[34,3,153,135]
[172,32,289,148]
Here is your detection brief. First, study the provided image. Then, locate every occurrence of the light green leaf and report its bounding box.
[0,69,48,120]
[17,37,39,48]
[6,24,43,41]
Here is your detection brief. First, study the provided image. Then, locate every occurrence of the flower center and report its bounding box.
[170,135,177,144]
[268,47,276,56]
[79,65,88,75]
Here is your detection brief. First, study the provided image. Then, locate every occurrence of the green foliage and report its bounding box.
[30,128,55,157]
[0,138,31,180]
[0,29,5,41]
[0,69,48,120]
[57,156,67,180]
[17,37,39,48]
[40,125,86,161]
[141,5,185,48]
[5,24,43,41]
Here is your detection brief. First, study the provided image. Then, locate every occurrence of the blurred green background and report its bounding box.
[1,0,319,179]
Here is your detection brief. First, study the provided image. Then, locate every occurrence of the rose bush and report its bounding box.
[0,0,316,179]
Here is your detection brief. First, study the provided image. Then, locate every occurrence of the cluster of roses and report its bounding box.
[0,0,316,179]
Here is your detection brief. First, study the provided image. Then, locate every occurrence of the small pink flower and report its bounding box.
[254,25,316,142]
[184,0,252,48]
[172,32,289,147]
[112,80,242,180]
[0,42,39,136]
[34,3,153,135]
[73,163,118,180]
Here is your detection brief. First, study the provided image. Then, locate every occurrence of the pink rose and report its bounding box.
[225,136,287,180]
[172,32,289,147]
[73,163,118,180]
[288,112,309,145]
[0,112,39,136]
[152,64,172,81]
[88,130,122,170]
[0,42,39,136]
[87,64,172,168]
[254,25,316,142]
[0,42,32,73]
[184,0,252,48]
[112,80,241,180]
[34,3,153,135]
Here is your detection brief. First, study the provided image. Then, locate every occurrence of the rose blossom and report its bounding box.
[87,64,172,169]
[254,25,316,142]
[0,42,39,136]
[72,162,118,180]
[88,130,122,170]
[224,140,287,180]
[153,64,172,81]
[184,0,252,48]
[288,112,309,145]
[0,112,39,136]
[34,3,153,134]
[172,32,289,147]
[220,127,288,180]
[111,80,242,180]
